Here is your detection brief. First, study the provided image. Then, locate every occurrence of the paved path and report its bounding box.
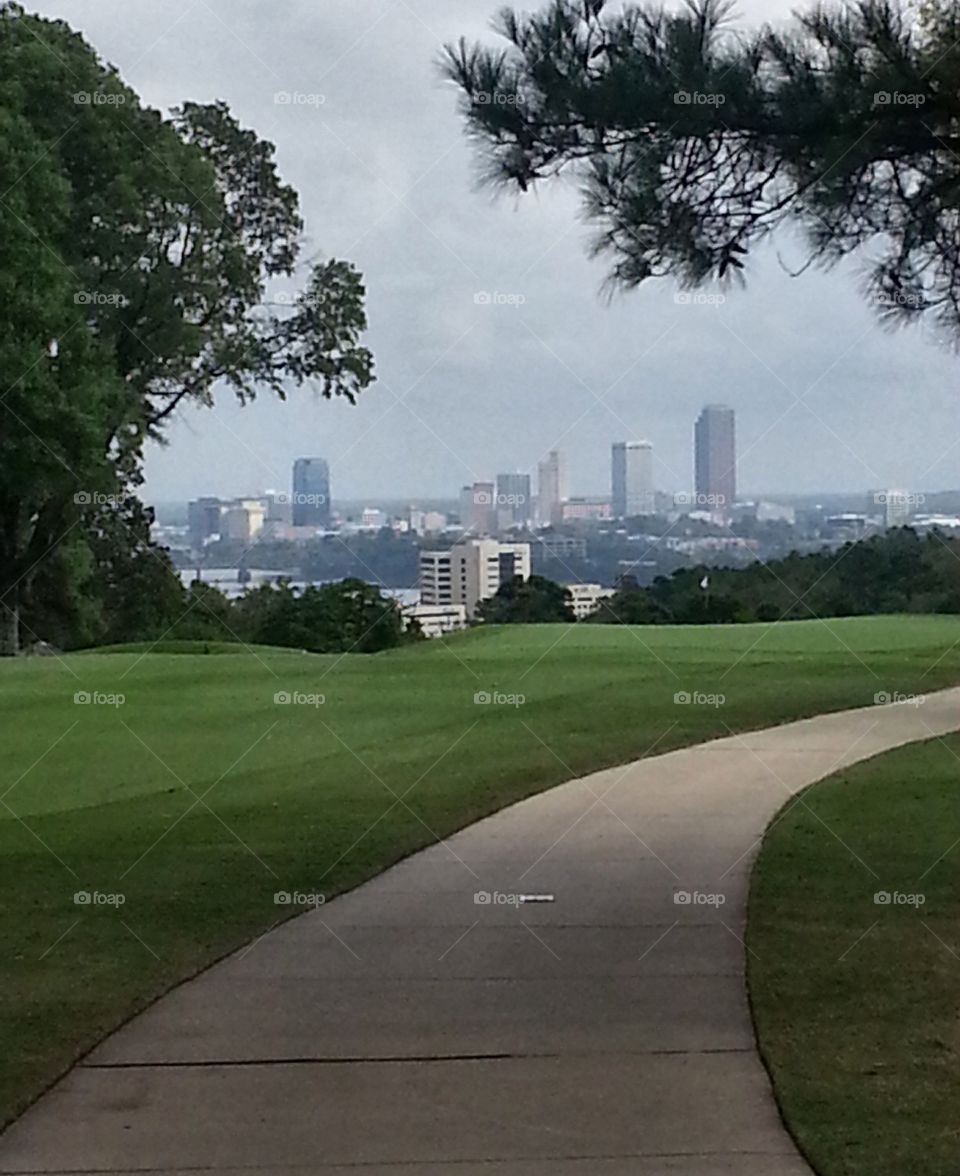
[3,691,960,1174]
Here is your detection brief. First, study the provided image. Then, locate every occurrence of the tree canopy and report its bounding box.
[444,0,960,334]
[0,4,373,652]
[477,574,576,623]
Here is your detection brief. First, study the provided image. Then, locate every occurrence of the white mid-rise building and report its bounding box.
[402,602,469,639]
[566,583,616,621]
[419,540,532,619]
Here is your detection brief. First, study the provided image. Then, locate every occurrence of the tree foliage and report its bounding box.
[0,4,374,652]
[445,0,960,333]
[476,574,576,623]
[589,527,960,624]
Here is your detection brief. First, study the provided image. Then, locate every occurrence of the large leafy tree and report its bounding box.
[0,4,374,653]
[476,574,576,623]
[444,0,960,330]
[231,579,411,653]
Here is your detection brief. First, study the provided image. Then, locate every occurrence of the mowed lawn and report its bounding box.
[749,734,960,1176]
[2,617,960,1127]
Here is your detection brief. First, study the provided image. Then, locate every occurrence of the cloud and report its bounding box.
[30,0,960,500]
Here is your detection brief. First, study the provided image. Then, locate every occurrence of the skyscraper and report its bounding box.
[459,482,496,535]
[537,450,565,527]
[291,458,331,527]
[694,406,736,515]
[496,472,532,528]
[611,441,655,518]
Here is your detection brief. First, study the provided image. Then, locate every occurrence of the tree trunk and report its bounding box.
[0,587,19,657]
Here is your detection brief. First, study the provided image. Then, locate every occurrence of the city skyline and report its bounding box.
[35,0,943,508]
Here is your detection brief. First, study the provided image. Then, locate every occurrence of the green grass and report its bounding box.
[78,639,300,655]
[748,734,960,1175]
[3,616,960,1127]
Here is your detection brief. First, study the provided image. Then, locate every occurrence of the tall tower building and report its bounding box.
[694,405,736,515]
[496,473,532,528]
[537,451,565,527]
[459,483,496,535]
[611,441,655,518]
[291,458,331,527]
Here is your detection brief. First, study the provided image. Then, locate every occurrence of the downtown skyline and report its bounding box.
[29,0,950,505]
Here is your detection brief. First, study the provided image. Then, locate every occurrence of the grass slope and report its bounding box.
[749,733,960,1176]
[2,616,960,1127]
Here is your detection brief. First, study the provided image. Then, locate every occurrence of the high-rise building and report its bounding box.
[221,499,267,544]
[881,490,913,529]
[187,497,223,548]
[496,473,532,528]
[459,482,496,535]
[291,458,331,528]
[611,441,655,518]
[537,450,565,527]
[419,540,532,618]
[694,405,736,516]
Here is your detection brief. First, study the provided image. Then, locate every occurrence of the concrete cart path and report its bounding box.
[3,690,959,1174]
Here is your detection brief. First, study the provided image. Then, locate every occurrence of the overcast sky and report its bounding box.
[30,0,960,502]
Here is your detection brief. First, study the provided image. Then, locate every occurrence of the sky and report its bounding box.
[28,0,960,503]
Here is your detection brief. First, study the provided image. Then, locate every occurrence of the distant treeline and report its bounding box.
[19,498,418,654]
[589,529,960,626]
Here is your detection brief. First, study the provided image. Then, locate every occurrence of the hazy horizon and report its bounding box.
[28,0,960,504]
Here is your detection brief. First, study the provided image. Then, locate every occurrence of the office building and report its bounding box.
[419,539,532,619]
[881,490,913,529]
[402,602,469,639]
[611,442,655,518]
[187,497,223,548]
[566,583,616,621]
[291,458,331,527]
[694,405,736,516]
[537,450,565,527]
[221,499,266,544]
[459,482,496,535]
[496,473,532,528]
[562,498,612,522]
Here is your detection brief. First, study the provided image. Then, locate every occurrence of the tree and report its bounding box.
[22,496,187,650]
[444,0,960,334]
[233,579,413,653]
[0,5,374,654]
[476,575,576,623]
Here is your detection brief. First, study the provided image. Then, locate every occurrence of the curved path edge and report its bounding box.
[3,689,959,1174]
